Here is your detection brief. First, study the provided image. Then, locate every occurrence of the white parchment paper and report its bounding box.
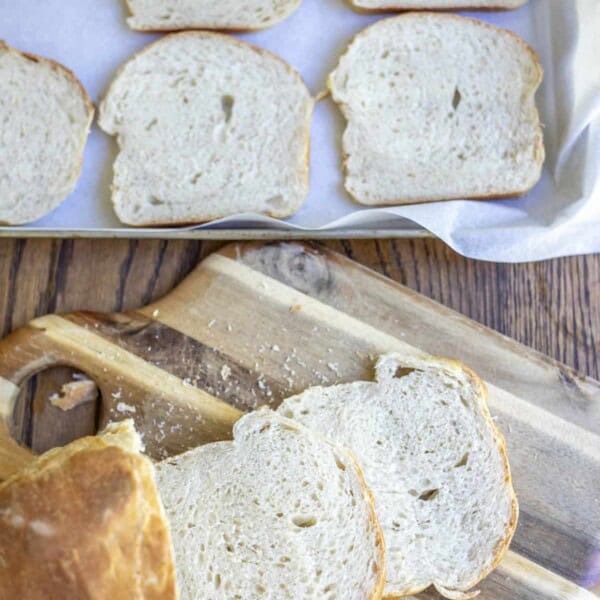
[1,0,599,261]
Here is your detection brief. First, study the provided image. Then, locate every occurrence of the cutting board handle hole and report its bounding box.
[9,367,101,454]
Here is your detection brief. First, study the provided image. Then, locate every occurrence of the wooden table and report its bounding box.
[0,238,598,453]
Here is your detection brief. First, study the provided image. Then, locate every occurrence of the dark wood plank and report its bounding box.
[0,238,598,454]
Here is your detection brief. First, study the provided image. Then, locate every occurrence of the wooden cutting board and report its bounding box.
[0,241,598,599]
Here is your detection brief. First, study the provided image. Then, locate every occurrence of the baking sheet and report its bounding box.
[1,0,599,261]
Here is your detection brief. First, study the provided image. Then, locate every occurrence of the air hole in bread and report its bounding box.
[259,422,271,433]
[394,367,415,378]
[145,118,158,131]
[454,452,469,468]
[418,488,439,501]
[149,196,164,206]
[292,515,317,528]
[452,87,462,110]
[334,455,346,471]
[215,573,222,589]
[221,95,234,122]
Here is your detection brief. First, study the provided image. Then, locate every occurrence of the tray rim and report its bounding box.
[0,227,434,240]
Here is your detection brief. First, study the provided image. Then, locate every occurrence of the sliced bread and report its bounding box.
[328,14,544,205]
[98,32,314,226]
[278,353,518,598]
[125,0,301,31]
[349,0,527,11]
[0,420,177,599]
[0,42,94,225]
[155,408,385,600]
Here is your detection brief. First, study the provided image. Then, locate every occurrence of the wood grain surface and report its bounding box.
[0,240,597,600]
[0,237,598,457]
[1,239,596,376]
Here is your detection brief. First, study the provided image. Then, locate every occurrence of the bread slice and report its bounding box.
[328,14,544,205]
[0,42,94,225]
[0,420,177,599]
[98,32,314,226]
[125,0,301,31]
[155,408,385,600]
[349,0,527,11]
[278,354,518,598]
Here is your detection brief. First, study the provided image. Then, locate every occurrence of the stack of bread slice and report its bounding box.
[0,353,517,599]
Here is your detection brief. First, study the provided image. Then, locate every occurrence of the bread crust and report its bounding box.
[328,12,545,207]
[99,31,314,227]
[0,423,178,599]
[345,448,388,600]
[124,0,302,32]
[346,0,527,14]
[0,41,94,226]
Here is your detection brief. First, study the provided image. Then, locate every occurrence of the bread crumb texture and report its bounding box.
[0,42,93,225]
[279,353,518,597]
[99,33,313,225]
[155,409,385,600]
[329,14,544,205]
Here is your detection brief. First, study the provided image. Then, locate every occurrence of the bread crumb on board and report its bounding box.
[116,402,136,414]
[220,365,232,381]
[49,379,98,411]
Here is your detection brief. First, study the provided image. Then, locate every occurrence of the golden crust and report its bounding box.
[0,425,177,600]
[328,12,545,207]
[98,31,314,227]
[345,448,387,599]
